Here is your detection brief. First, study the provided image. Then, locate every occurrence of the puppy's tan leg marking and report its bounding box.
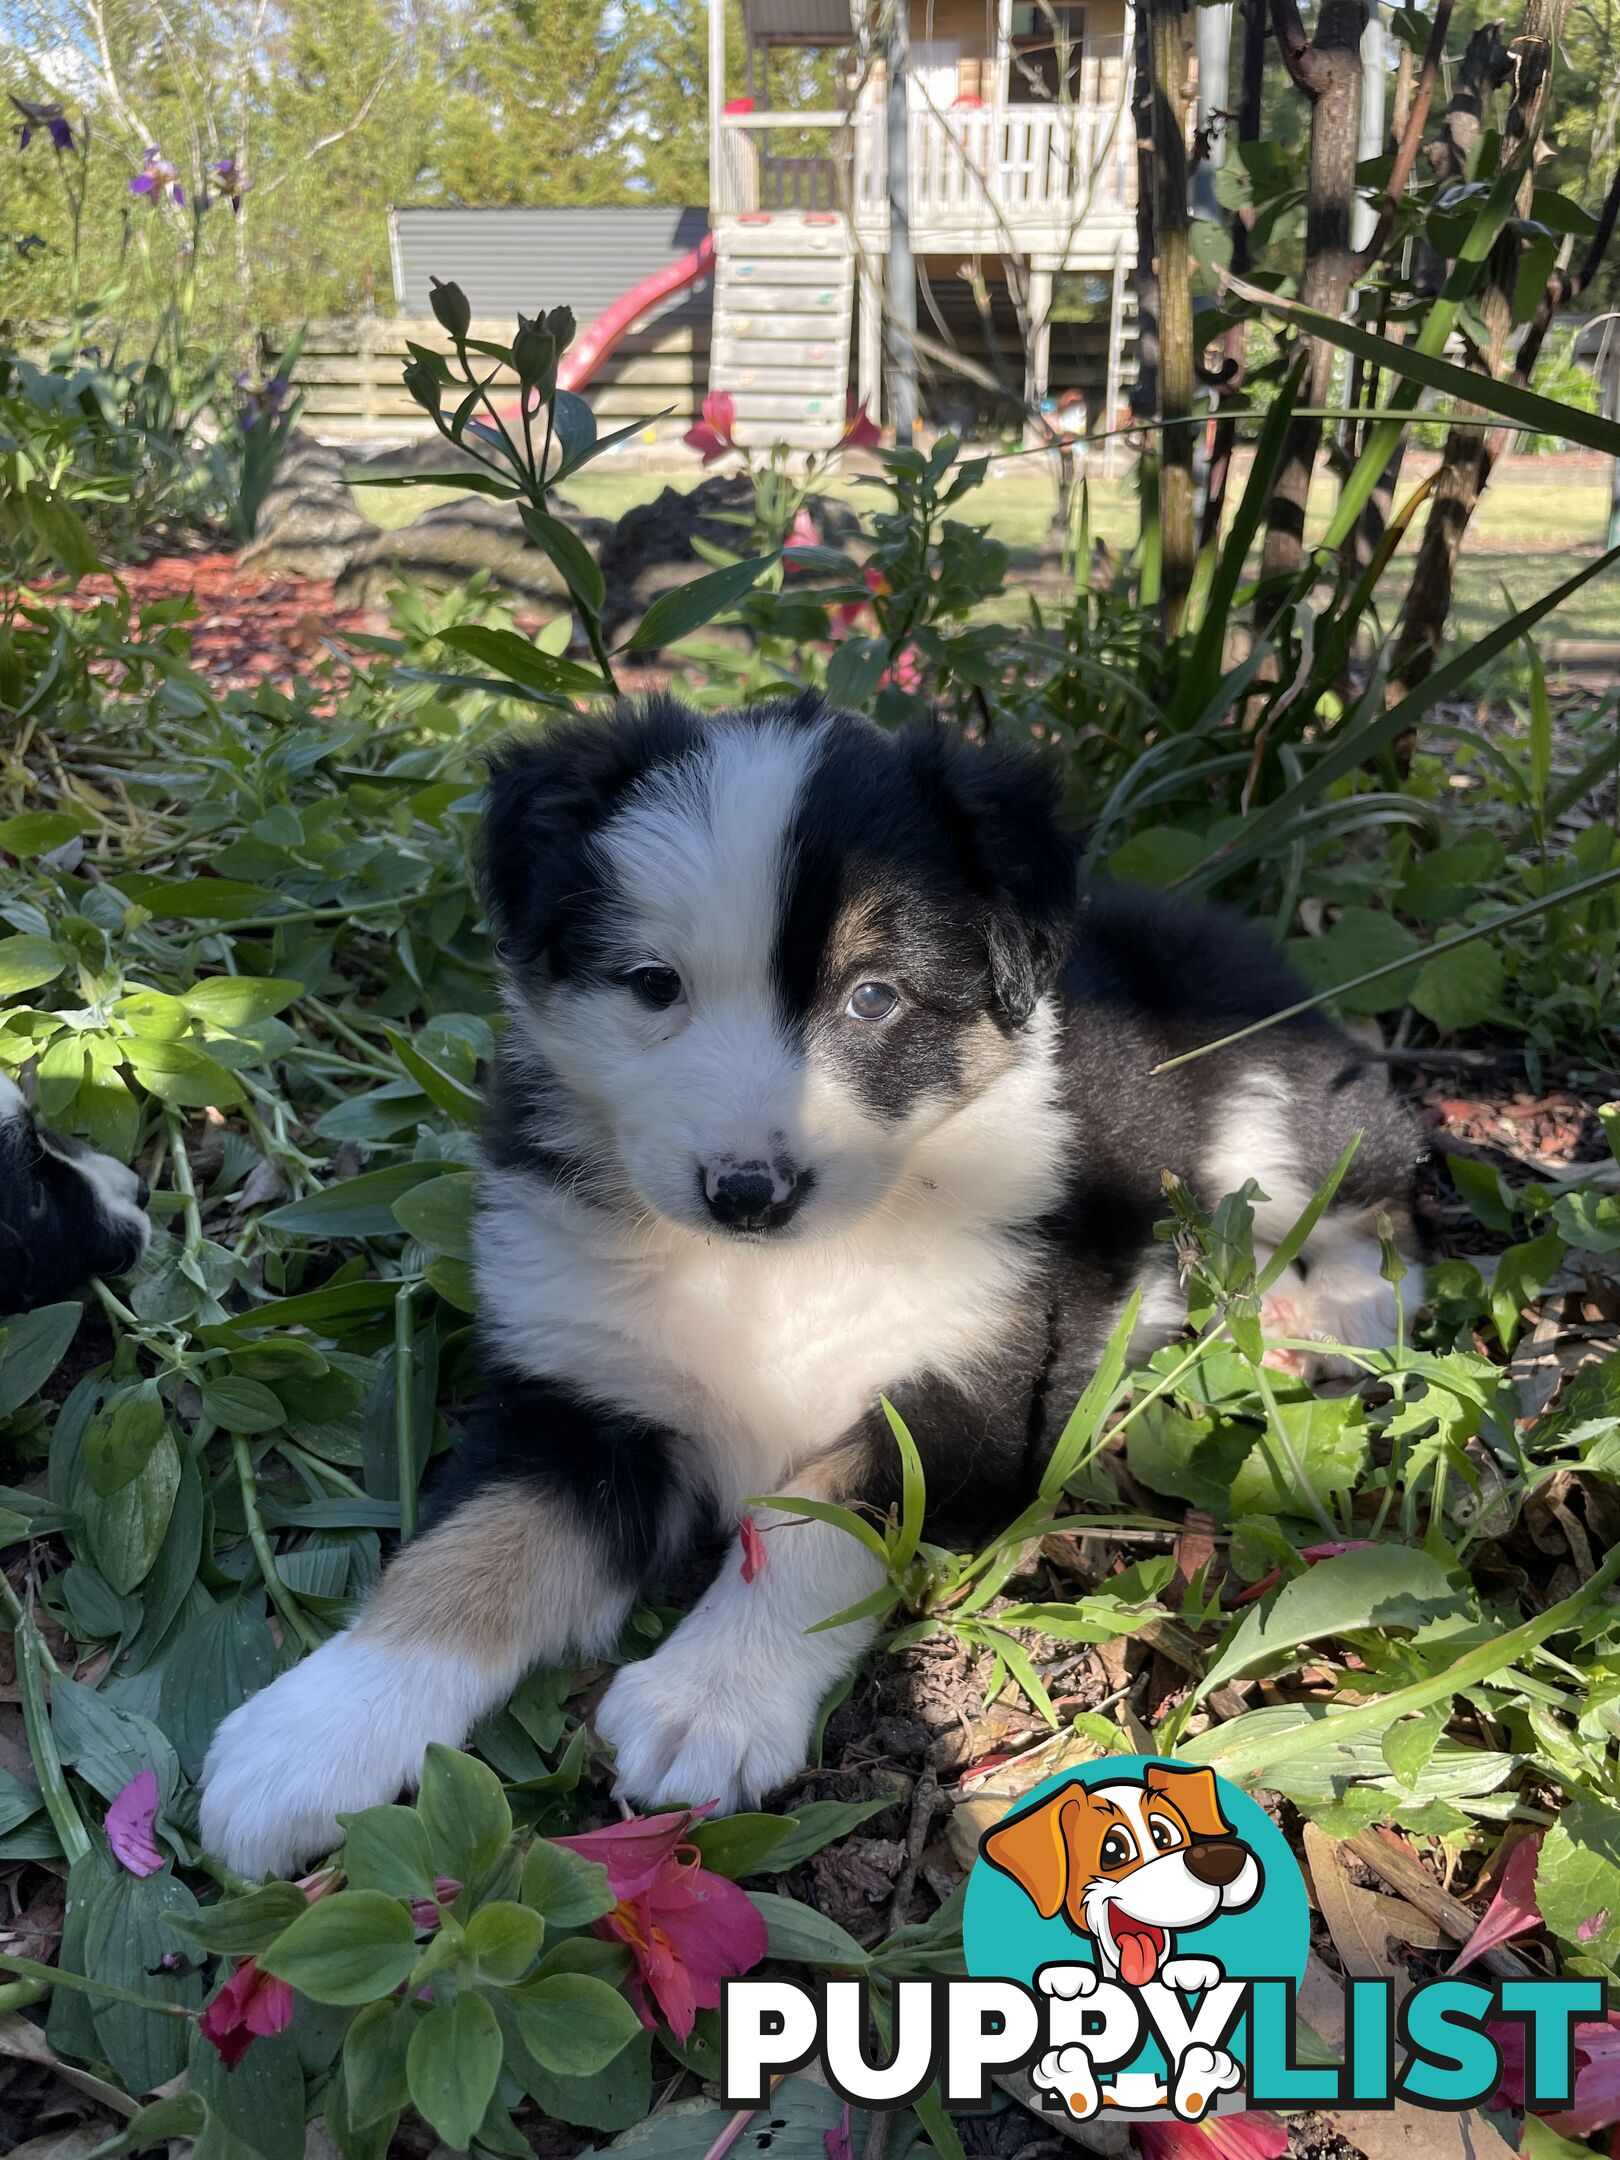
[203,1484,632,1878]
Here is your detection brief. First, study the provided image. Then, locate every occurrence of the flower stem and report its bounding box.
[232,1432,321,1654]
[14,1600,90,1862]
[395,1279,421,1540]
[0,1951,197,2019]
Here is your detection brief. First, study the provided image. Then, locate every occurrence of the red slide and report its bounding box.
[556,232,716,393]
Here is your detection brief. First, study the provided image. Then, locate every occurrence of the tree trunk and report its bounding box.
[1257,0,1366,609]
[1201,0,1268,552]
[1150,0,1197,627]
[1132,0,1164,598]
[1392,0,1571,690]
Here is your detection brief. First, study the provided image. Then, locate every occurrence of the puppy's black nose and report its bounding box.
[1185,1840,1247,1887]
[700,1158,803,1233]
[134,1176,151,1210]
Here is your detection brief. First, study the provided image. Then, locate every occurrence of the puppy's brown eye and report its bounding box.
[846,981,898,1022]
[625,966,683,1010]
[1149,1816,1182,1852]
[1100,1829,1137,1869]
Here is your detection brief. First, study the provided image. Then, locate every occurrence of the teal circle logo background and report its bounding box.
[962,1755,1309,2081]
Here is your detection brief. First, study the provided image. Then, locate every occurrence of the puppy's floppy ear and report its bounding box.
[980,1789,1077,1920]
[1145,1763,1234,1842]
[914,729,1079,1026]
[481,698,703,969]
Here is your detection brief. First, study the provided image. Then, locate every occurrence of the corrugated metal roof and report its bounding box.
[744,0,857,43]
[389,206,711,321]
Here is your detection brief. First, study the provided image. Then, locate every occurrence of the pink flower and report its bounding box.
[105,1769,164,1877]
[783,506,820,573]
[1451,1833,1542,1973]
[880,642,924,694]
[1491,2014,1620,2137]
[841,393,881,450]
[200,1958,295,2069]
[1136,2111,1289,2160]
[409,1875,463,1929]
[825,2106,854,2160]
[199,1867,338,2068]
[740,1514,767,1583]
[684,390,737,465]
[553,1807,767,2040]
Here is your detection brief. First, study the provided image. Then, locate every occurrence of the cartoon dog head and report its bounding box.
[981,1765,1262,1987]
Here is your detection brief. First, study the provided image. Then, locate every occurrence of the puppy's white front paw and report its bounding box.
[1160,1955,1223,1993]
[1172,2042,1241,2121]
[199,1633,490,1878]
[1032,2045,1100,2120]
[594,1638,819,1813]
[1038,1963,1099,1999]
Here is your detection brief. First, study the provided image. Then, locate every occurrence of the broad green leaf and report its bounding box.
[261,1889,418,2003]
[1230,1396,1371,1518]
[1285,909,1420,1016]
[83,1868,206,2095]
[1409,939,1504,1031]
[747,1890,870,1968]
[1537,1799,1620,1971]
[466,1899,546,1983]
[1199,1545,1466,1699]
[383,1029,483,1126]
[337,1803,437,1899]
[0,933,70,995]
[344,1997,418,2130]
[188,2027,306,2160]
[520,1838,615,1927]
[260,1161,448,1238]
[438,624,608,699]
[0,813,87,856]
[407,1990,504,2151]
[199,1373,286,1434]
[82,1425,181,1593]
[506,1971,642,2075]
[182,977,305,1028]
[83,1382,170,1497]
[624,555,777,652]
[753,1797,891,1871]
[392,1171,476,1259]
[0,1302,82,1418]
[156,1597,277,1781]
[417,1743,511,1884]
[115,875,277,922]
[125,1038,245,1109]
[171,1880,312,1956]
[688,1813,798,1880]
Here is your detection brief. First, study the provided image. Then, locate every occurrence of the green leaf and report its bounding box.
[624,555,777,652]
[260,1161,448,1238]
[0,811,89,856]
[0,1301,82,1418]
[466,1899,546,1983]
[824,636,889,705]
[1409,939,1504,1031]
[1551,1188,1620,1254]
[392,1171,476,1259]
[437,625,609,700]
[747,1890,870,1968]
[417,1743,511,1884]
[51,1675,182,1808]
[116,875,278,922]
[82,1868,206,2095]
[261,1889,418,2004]
[199,1373,286,1435]
[519,507,608,616]
[1537,1799,1620,1970]
[406,1990,503,2151]
[1198,1546,1467,1700]
[381,1034,482,1129]
[1285,909,1421,1016]
[1230,1396,1371,1518]
[505,1972,642,2075]
[520,1838,615,1927]
[82,1424,180,1593]
[344,1997,418,2130]
[156,1597,278,1781]
[753,1797,892,1871]
[188,2026,306,2160]
[0,934,68,995]
[124,1038,245,1109]
[171,1881,313,1956]
[82,1383,170,1498]
[338,1803,437,1900]
[688,1813,798,1880]
[182,977,304,1028]
[1491,1230,1566,1351]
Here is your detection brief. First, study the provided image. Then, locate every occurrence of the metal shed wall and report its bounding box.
[389,205,711,323]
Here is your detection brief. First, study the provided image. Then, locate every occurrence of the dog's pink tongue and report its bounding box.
[1118,1929,1158,1987]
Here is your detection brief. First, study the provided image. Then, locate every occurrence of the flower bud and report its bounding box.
[512,317,557,390]
[403,358,442,414]
[544,305,576,352]
[429,277,471,342]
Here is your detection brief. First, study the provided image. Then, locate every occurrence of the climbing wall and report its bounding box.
[710,213,855,450]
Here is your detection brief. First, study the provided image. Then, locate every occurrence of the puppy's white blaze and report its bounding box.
[199,1633,498,1879]
[595,1504,886,1812]
[0,1071,25,1120]
[1202,1070,1311,1233]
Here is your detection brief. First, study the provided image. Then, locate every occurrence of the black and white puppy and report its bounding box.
[201,695,1422,1878]
[0,1073,150,1314]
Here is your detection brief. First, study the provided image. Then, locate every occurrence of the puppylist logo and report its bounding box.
[721,1755,1604,2123]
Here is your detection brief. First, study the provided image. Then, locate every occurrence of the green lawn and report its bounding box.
[353,457,1620,660]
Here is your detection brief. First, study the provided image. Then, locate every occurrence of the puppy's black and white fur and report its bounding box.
[0,1073,150,1314]
[201,696,1422,1878]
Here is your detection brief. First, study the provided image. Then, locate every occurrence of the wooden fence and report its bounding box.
[279,315,712,443]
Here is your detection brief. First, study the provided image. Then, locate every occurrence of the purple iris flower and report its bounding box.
[130,146,182,202]
[11,97,76,153]
[211,155,247,211]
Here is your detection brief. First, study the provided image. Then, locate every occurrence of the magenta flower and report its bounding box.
[782,506,820,574]
[1136,2111,1289,2160]
[1451,1832,1542,1973]
[105,1768,164,1877]
[1492,2013,1620,2137]
[11,97,75,153]
[825,2106,854,2160]
[840,393,881,450]
[200,1957,295,2069]
[684,390,737,465]
[553,1807,767,2040]
[130,148,183,204]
